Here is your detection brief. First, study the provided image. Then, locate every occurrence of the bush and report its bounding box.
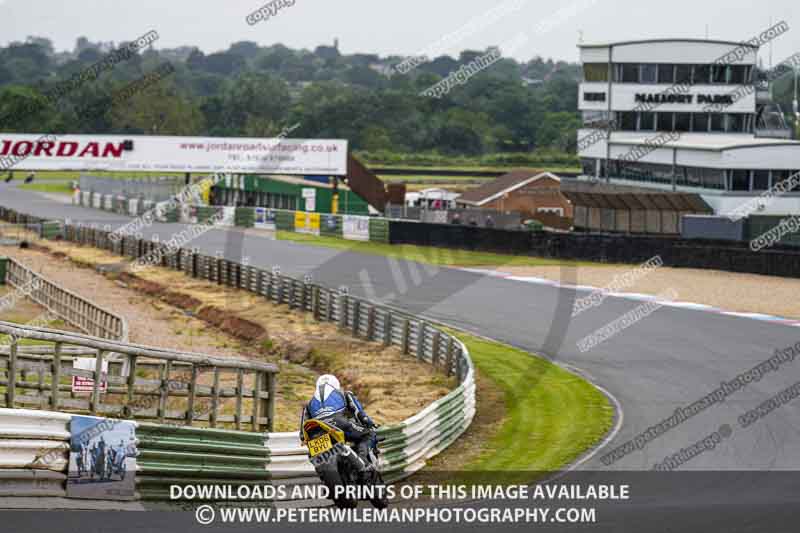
[355,150,580,168]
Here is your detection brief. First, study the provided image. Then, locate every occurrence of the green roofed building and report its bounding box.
[210,174,371,215]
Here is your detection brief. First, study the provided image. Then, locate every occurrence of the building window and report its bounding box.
[704,169,725,190]
[656,112,673,131]
[676,64,692,84]
[727,114,746,132]
[537,207,564,216]
[584,92,606,102]
[640,64,658,83]
[772,169,798,187]
[710,113,725,132]
[730,170,750,191]
[693,65,711,84]
[619,111,637,131]
[693,113,709,132]
[640,112,656,131]
[658,64,675,84]
[584,63,608,82]
[684,167,702,187]
[729,65,749,84]
[582,110,611,127]
[621,63,639,83]
[752,170,770,191]
[675,113,691,132]
[712,64,729,84]
[581,158,596,176]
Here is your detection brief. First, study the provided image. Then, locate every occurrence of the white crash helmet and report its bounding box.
[314,374,341,402]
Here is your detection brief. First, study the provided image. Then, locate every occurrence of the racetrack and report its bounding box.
[5,183,799,473]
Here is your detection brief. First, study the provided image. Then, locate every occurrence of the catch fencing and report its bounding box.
[4,258,128,341]
[0,206,476,501]
[388,220,800,278]
[79,176,184,203]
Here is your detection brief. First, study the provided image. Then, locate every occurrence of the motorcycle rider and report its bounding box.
[300,374,378,471]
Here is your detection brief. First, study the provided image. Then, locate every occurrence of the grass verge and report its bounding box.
[18,183,74,195]
[277,231,600,268]
[369,165,582,174]
[423,331,614,483]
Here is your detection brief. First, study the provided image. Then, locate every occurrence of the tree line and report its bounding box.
[0,36,582,161]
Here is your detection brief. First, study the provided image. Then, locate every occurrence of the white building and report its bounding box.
[577,38,800,215]
[405,188,460,209]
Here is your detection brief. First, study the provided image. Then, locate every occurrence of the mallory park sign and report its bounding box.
[634,93,735,105]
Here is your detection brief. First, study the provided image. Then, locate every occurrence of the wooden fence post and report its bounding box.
[51,342,62,411]
[266,372,276,432]
[252,372,262,432]
[7,340,17,408]
[444,337,455,377]
[401,319,410,355]
[210,367,220,428]
[351,300,361,337]
[158,360,172,423]
[235,369,244,431]
[186,365,198,426]
[90,350,106,415]
[383,312,393,347]
[367,306,376,341]
[432,331,442,367]
[125,354,138,419]
[417,322,425,361]
[312,286,321,320]
[339,294,348,330]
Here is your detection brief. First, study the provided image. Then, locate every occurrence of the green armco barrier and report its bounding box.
[234,207,255,228]
[0,256,7,285]
[196,206,220,223]
[40,221,63,240]
[320,214,343,237]
[275,210,295,231]
[369,218,390,243]
[136,423,273,500]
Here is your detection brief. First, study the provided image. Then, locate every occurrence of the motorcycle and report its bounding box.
[302,418,389,509]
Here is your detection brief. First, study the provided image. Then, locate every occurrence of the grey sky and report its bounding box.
[1,0,797,65]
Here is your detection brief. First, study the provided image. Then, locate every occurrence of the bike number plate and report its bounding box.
[308,434,333,456]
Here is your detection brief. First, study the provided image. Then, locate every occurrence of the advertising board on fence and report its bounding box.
[294,211,321,236]
[182,205,199,224]
[343,215,370,241]
[220,206,236,227]
[255,208,277,230]
[67,416,137,500]
[0,134,349,175]
[302,188,317,212]
[72,357,109,393]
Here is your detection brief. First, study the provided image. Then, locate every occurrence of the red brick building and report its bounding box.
[456,171,574,223]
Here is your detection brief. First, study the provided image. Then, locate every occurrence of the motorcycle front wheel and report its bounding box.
[317,461,358,509]
[368,470,389,509]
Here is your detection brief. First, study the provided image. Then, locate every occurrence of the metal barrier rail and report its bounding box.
[5,259,129,342]
[0,206,476,499]
[0,408,71,497]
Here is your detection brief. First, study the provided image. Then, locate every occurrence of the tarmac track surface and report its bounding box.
[2,183,800,531]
